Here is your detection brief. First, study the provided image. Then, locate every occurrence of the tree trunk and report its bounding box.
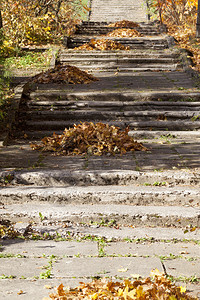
[0,10,3,28]
[196,0,200,37]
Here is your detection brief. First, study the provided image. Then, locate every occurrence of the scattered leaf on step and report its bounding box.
[118,268,128,272]
[17,290,24,295]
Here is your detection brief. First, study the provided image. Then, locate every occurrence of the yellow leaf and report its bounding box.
[179,286,187,293]
[136,286,144,297]
[169,296,177,300]
[128,289,136,297]
[118,288,123,296]
[44,285,52,289]
[17,290,24,295]
[150,268,164,278]
[118,268,128,272]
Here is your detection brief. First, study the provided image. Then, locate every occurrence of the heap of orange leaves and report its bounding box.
[44,270,197,300]
[31,122,147,156]
[74,38,129,51]
[108,20,140,29]
[31,64,99,84]
[106,29,142,38]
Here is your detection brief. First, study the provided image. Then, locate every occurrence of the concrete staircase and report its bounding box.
[89,0,148,22]
[1,5,200,298]
[16,21,200,138]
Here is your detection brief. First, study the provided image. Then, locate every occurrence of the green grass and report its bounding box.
[2,49,52,69]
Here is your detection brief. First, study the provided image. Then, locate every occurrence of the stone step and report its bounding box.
[76,29,160,36]
[60,57,178,64]
[66,66,179,72]
[75,24,162,36]
[81,21,162,29]
[1,203,199,227]
[22,119,200,131]
[65,37,169,50]
[22,110,200,122]
[60,50,179,59]
[16,129,200,140]
[1,169,200,187]
[59,58,180,72]
[1,185,199,207]
[58,64,179,72]
[28,90,200,103]
[26,100,200,111]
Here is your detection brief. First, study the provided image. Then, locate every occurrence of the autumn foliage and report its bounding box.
[74,39,130,51]
[106,29,142,38]
[0,0,87,55]
[45,271,197,299]
[31,122,147,156]
[151,0,200,70]
[108,20,140,28]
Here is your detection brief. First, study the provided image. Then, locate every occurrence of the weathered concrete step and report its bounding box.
[22,110,200,122]
[76,29,160,36]
[27,98,200,110]
[66,37,169,50]
[80,22,165,34]
[28,91,200,102]
[23,120,125,130]
[18,129,200,140]
[1,185,199,207]
[129,130,200,139]
[128,120,200,131]
[69,65,179,72]
[23,119,200,131]
[60,57,178,64]
[26,100,200,113]
[60,51,179,59]
[81,21,159,28]
[1,169,200,187]
[58,61,180,72]
[1,204,199,227]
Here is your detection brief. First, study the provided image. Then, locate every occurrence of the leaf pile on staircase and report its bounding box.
[45,271,197,299]
[30,122,147,156]
[106,28,142,38]
[74,38,129,51]
[31,64,99,84]
[0,219,19,239]
[108,20,140,28]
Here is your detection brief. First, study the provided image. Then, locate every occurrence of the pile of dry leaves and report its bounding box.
[31,64,99,84]
[108,20,140,29]
[74,39,129,51]
[106,28,142,38]
[44,270,197,299]
[31,122,147,156]
[0,219,18,239]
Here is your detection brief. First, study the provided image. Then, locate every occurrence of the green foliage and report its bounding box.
[0,0,88,51]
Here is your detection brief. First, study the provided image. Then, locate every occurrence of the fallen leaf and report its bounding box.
[17,290,24,295]
[118,268,128,272]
